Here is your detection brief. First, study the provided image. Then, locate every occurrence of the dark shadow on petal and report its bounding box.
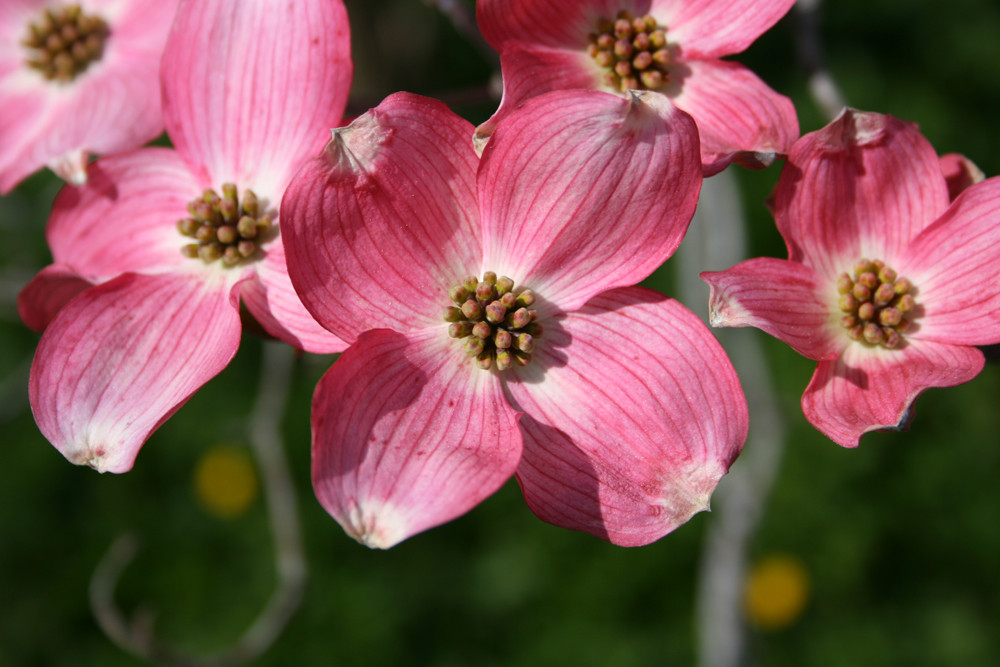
[512,412,607,543]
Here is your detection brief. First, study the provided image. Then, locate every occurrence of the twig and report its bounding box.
[678,170,787,667]
[794,0,847,121]
[89,342,306,666]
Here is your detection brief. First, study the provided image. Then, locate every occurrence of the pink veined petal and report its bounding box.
[654,0,796,59]
[473,44,600,151]
[939,152,984,202]
[162,0,352,196]
[0,85,50,193]
[667,59,798,176]
[282,93,483,344]
[476,0,647,51]
[45,147,203,278]
[801,339,985,448]
[479,89,701,313]
[311,327,523,549]
[504,287,746,546]
[899,177,1000,346]
[18,264,94,332]
[773,109,950,280]
[240,236,348,354]
[29,272,243,473]
[702,257,843,361]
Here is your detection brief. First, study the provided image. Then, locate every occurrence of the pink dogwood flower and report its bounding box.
[702,109,1000,447]
[19,0,352,472]
[0,0,179,192]
[282,90,748,548]
[475,0,799,175]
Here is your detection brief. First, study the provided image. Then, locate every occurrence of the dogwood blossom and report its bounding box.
[282,90,747,548]
[702,109,1000,446]
[0,0,178,192]
[475,0,799,174]
[20,0,352,472]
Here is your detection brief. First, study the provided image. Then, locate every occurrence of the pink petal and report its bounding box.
[479,89,701,313]
[0,87,50,193]
[45,147,202,278]
[774,109,950,279]
[18,264,94,332]
[504,287,746,546]
[939,153,984,202]
[162,0,352,196]
[476,0,623,51]
[656,0,797,59]
[240,236,348,354]
[282,93,483,343]
[900,177,1000,346]
[473,44,599,150]
[311,328,523,549]
[29,272,243,473]
[802,339,984,448]
[667,59,798,175]
[702,257,843,360]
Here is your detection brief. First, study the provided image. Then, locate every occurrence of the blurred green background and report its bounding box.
[2,0,999,665]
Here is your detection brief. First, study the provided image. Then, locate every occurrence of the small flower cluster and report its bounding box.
[7,0,1000,553]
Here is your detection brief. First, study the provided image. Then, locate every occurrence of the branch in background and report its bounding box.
[423,0,497,64]
[89,342,306,667]
[794,0,847,121]
[680,170,787,667]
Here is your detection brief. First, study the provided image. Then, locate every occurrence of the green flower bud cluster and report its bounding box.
[837,259,917,349]
[587,10,673,93]
[22,5,108,83]
[177,183,272,265]
[444,272,542,371]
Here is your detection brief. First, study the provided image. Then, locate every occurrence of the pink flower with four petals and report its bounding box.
[282,90,748,548]
[0,0,179,192]
[475,0,799,174]
[702,109,1000,447]
[19,0,352,472]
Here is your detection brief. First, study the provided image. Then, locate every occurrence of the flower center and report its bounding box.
[22,5,109,83]
[587,10,675,93]
[836,259,917,349]
[444,272,543,371]
[177,184,273,266]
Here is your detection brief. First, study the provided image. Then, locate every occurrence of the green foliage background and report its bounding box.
[2,1,998,665]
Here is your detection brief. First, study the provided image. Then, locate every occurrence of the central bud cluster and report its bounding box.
[587,10,674,93]
[837,258,917,349]
[445,272,542,371]
[22,4,108,83]
[177,184,273,265]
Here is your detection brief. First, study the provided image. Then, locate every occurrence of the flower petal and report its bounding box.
[479,89,701,312]
[162,0,352,195]
[311,328,523,549]
[702,257,842,360]
[657,0,797,59]
[774,109,949,279]
[282,93,483,343]
[240,236,348,354]
[29,272,243,473]
[938,153,984,202]
[477,0,617,51]
[504,287,746,546]
[801,339,984,448]
[45,147,201,277]
[900,177,1000,346]
[473,44,599,151]
[668,59,798,175]
[17,264,94,332]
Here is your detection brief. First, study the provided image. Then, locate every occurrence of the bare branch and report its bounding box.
[89,342,306,666]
